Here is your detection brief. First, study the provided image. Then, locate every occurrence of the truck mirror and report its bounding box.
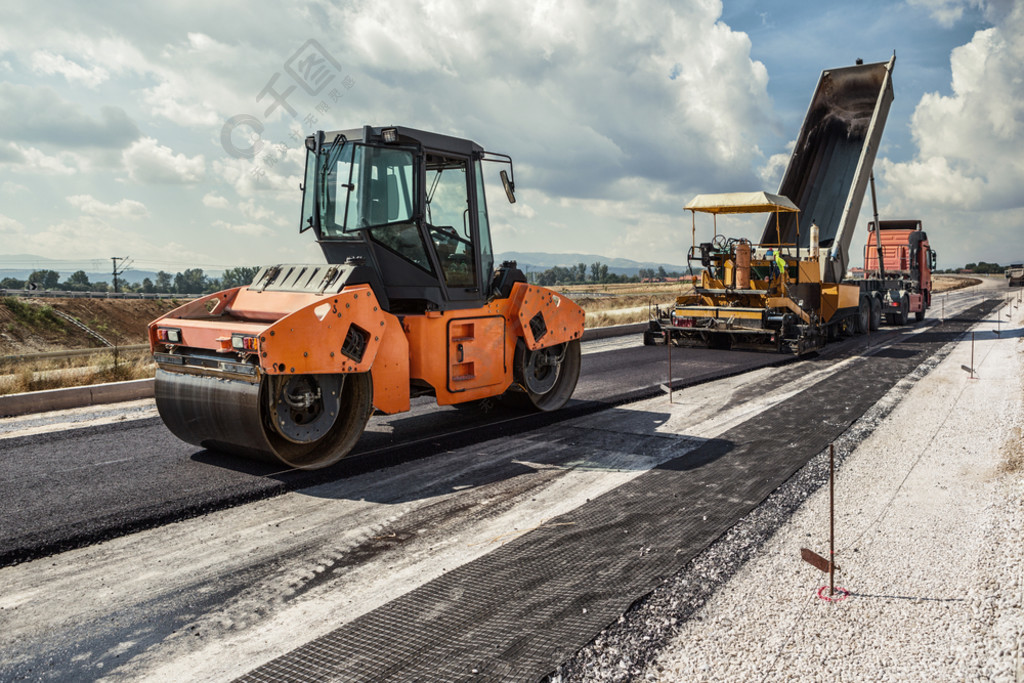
[929,250,937,270]
[500,170,516,204]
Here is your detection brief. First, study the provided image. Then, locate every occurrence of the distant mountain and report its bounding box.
[495,251,688,276]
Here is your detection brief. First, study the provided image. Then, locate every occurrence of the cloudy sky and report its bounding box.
[0,0,1019,274]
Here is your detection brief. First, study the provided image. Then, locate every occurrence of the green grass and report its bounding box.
[1,297,63,331]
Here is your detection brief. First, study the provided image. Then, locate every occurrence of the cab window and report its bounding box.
[426,154,475,287]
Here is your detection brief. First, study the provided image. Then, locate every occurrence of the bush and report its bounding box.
[1,297,63,330]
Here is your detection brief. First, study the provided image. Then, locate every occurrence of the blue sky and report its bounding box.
[0,0,1019,274]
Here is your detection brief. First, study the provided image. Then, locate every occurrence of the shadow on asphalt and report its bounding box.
[283,405,734,505]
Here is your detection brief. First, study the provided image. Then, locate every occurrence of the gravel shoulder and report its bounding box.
[561,293,1024,681]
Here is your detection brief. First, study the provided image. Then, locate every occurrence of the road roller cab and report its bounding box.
[150,126,585,469]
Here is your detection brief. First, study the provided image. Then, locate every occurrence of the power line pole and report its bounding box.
[111,256,133,293]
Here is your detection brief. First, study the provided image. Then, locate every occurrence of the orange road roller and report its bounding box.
[150,126,585,469]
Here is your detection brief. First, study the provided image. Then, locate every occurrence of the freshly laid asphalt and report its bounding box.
[0,337,787,567]
[236,300,1000,682]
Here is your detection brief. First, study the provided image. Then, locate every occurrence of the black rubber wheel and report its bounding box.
[896,292,910,326]
[510,339,581,411]
[855,296,870,334]
[869,296,882,331]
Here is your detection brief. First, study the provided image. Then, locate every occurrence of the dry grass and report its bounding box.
[0,350,155,396]
[0,350,139,375]
[586,310,649,327]
[932,275,982,293]
[561,282,693,316]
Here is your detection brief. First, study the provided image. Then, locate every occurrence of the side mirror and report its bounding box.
[500,169,516,204]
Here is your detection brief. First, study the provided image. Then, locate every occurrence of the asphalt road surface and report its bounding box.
[0,281,1004,681]
[0,333,789,566]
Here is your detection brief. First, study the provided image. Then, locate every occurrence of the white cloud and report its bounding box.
[907,0,984,27]
[0,1,795,266]
[0,213,26,236]
[212,141,304,197]
[878,2,1024,265]
[320,0,772,200]
[758,148,793,190]
[123,137,205,184]
[68,194,149,219]
[882,3,1024,213]
[509,203,536,220]
[143,80,222,128]
[1,181,28,195]
[30,50,110,87]
[0,141,84,175]
[238,198,288,226]
[202,193,230,209]
[0,83,139,149]
[212,219,273,237]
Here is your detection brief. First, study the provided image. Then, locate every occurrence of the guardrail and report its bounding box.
[1,344,150,365]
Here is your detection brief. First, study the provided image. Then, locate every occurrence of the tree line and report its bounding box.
[526,262,685,286]
[0,267,260,294]
[931,262,1018,275]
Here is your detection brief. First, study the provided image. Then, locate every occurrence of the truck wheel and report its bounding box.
[915,307,925,322]
[897,292,910,326]
[855,296,870,334]
[869,296,881,331]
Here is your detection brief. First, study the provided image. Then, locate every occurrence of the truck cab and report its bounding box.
[864,220,937,322]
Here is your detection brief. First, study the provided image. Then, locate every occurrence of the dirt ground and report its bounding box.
[0,298,182,355]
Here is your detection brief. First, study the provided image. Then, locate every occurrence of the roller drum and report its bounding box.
[155,368,373,469]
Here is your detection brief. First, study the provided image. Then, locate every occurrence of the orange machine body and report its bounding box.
[150,281,584,415]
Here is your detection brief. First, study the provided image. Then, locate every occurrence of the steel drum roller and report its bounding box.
[155,368,373,469]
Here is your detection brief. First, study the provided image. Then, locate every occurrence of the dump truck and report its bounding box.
[647,56,914,353]
[859,219,936,324]
[150,126,585,469]
[1007,264,1024,287]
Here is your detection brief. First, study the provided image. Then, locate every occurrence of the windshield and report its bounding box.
[302,140,434,272]
[307,141,417,236]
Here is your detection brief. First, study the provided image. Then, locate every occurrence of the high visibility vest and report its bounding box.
[774,251,787,277]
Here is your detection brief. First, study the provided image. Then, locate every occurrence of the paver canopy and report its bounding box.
[684,192,800,215]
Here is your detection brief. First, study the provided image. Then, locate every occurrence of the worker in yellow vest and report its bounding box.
[774,250,787,281]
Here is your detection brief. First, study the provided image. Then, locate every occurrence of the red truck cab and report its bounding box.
[864,220,937,321]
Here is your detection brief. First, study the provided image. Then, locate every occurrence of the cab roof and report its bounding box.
[323,125,485,157]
